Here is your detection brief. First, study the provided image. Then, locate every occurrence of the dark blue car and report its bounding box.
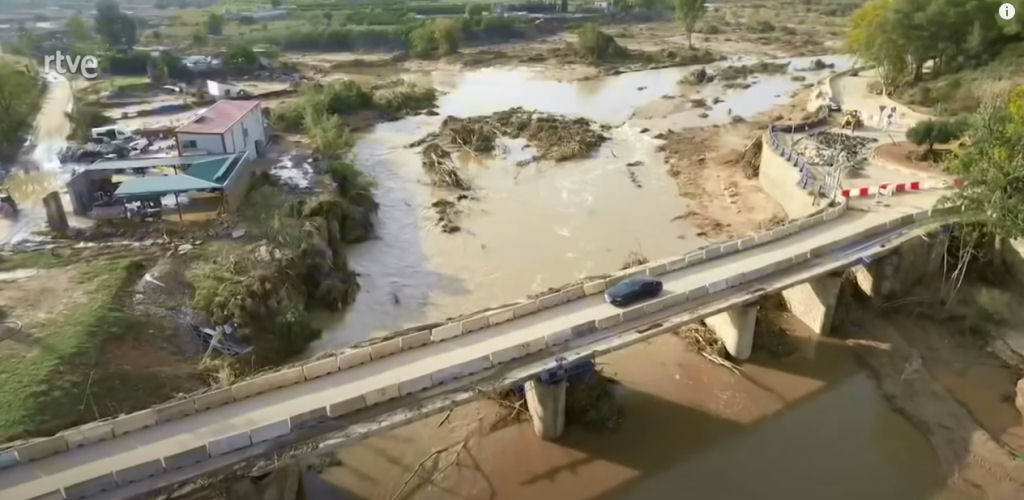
[604,277,663,307]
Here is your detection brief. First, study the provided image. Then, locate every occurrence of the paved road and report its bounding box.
[0,195,938,500]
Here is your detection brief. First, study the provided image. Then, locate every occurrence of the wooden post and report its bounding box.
[174,192,183,221]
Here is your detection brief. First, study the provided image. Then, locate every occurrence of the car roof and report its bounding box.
[608,276,660,291]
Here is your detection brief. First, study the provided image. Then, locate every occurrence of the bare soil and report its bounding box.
[874,142,947,177]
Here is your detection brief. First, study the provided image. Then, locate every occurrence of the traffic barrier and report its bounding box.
[327,396,367,418]
[570,320,597,338]
[460,314,490,334]
[621,307,645,322]
[207,430,252,457]
[163,445,210,470]
[666,256,688,271]
[562,284,585,302]
[642,297,671,314]
[288,407,328,429]
[430,356,492,385]
[596,314,622,329]
[545,328,573,347]
[195,387,236,410]
[398,374,434,396]
[537,293,563,309]
[154,399,196,423]
[583,280,606,295]
[487,308,515,326]
[303,356,341,380]
[489,337,547,364]
[720,240,740,255]
[708,279,729,294]
[338,348,372,370]
[62,422,113,449]
[704,245,723,259]
[737,236,757,250]
[364,385,401,406]
[369,338,402,360]
[249,419,291,444]
[645,263,669,276]
[431,323,462,342]
[512,301,539,318]
[0,449,17,470]
[113,458,165,485]
[112,409,157,437]
[62,472,117,499]
[26,489,62,500]
[400,330,432,351]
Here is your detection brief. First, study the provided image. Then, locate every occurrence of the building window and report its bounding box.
[183,140,197,149]
[242,126,249,140]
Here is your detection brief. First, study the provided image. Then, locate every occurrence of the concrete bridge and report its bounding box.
[0,71,959,500]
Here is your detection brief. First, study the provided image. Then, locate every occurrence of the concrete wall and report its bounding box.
[176,133,224,155]
[759,133,818,218]
[220,153,255,213]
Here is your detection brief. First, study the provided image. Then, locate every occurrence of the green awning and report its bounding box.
[114,175,221,200]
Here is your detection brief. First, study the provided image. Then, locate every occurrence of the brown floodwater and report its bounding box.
[323,325,948,500]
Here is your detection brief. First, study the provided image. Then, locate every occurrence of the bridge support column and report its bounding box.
[704,304,758,360]
[525,378,566,440]
[781,273,842,335]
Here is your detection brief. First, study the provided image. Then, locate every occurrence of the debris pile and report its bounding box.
[421,143,471,190]
[716,61,790,81]
[793,131,877,166]
[431,193,473,233]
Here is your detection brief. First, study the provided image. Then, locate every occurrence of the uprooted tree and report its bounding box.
[674,0,706,49]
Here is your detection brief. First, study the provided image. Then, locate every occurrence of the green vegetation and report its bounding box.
[849,0,1023,112]
[576,23,626,62]
[674,0,707,49]
[0,259,204,441]
[67,102,114,143]
[0,62,42,162]
[94,0,138,49]
[905,118,967,159]
[205,11,225,36]
[272,79,437,131]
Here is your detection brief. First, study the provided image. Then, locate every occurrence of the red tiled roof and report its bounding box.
[176,100,261,135]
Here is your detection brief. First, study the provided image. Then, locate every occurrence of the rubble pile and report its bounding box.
[421,143,471,190]
[792,132,877,166]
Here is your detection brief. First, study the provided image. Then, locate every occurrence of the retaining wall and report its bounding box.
[9,205,956,500]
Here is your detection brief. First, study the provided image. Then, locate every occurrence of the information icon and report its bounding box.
[1000,3,1016,20]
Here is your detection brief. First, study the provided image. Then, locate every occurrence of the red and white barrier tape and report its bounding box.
[840,179,963,198]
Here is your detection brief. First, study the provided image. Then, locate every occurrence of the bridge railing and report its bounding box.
[8,206,968,500]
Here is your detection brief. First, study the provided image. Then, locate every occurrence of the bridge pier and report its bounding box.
[704,304,759,360]
[525,378,566,440]
[781,273,842,335]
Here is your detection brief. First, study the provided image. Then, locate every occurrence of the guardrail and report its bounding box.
[0,197,851,478]
[11,204,957,500]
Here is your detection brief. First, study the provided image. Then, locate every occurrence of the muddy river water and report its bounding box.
[309,55,953,499]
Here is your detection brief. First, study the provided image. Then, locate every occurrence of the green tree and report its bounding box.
[95,0,138,48]
[674,0,706,49]
[205,12,224,36]
[0,62,43,161]
[465,3,486,17]
[67,14,93,43]
[225,45,259,72]
[906,118,967,158]
[945,87,1024,238]
[848,0,906,94]
[432,18,461,55]
[271,0,282,7]
[191,29,208,47]
[12,28,36,56]
[408,25,437,58]
[576,23,625,61]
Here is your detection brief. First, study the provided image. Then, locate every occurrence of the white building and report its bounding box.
[176,100,267,158]
[206,80,246,99]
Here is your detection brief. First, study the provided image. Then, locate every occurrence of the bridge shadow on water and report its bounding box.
[516,326,952,500]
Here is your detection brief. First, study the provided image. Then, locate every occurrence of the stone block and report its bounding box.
[720,240,740,255]
[0,449,18,470]
[461,315,489,334]
[327,396,367,417]
[370,338,402,360]
[63,421,113,448]
[250,419,291,444]
[400,330,432,351]
[338,349,372,370]
[704,245,723,259]
[399,374,434,396]
[737,236,757,250]
[685,252,705,266]
[544,328,573,347]
[489,337,547,364]
[196,387,236,410]
[688,286,709,301]
[207,430,252,457]
[63,472,117,499]
[536,293,563,310]
[561,285,585,302]
[364,384,401,406]
[112,409,157,437]
[596,314,621,329]
[114,459,165,485]
[288,407,328,429]
[155,399,196,423]
[642,298,667,314]
[303,357,340,380]
[582,280,606,295]
[621,307,645,322]
[645,263,669,276]
[26,490,63,500]
[707,279,729,294]
[665,256,688,271]
[570,320,597,338]
[431,323,462,342]
[487,309,516,327]
[512,301,539,318]
[430,356,492,385]
[162,445,209,470]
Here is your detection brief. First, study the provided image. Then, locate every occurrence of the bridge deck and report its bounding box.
[0,197,938,500]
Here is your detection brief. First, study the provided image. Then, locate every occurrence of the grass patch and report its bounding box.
[0,258,152,440]
[0,250,70,272]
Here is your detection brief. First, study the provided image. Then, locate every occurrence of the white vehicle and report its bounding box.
[91,126,150,152]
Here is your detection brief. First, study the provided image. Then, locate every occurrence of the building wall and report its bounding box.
[220,154,255,212]
[227,106,267,158]
[177,133,224,155]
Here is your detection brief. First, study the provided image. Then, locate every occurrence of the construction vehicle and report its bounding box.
[841,110,863,132]
[0,187,17,218]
